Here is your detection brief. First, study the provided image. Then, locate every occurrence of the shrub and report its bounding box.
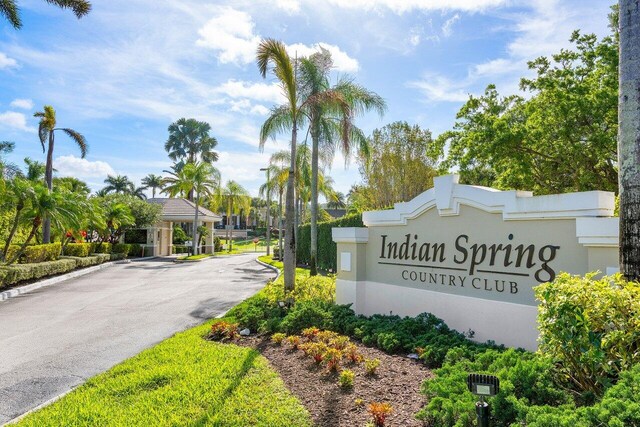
[279,301,334,334]
[64,243,91,257]
[112,243,131,256]
[339,369,355,389]
[208,321,239,342]
[92,242,112,254]
[123,228,147,244]
[305,342,328,364]
[368,402,392,427]
[60,255,103,268]
[301,327,321,341]
[286,335,301,350]
[0,259,77,287]
[536,273,640,398]
[364,358,381,376]
[94,253,111,263]
[6,243,61,264]
[345,344,363,364]
[172,245,189,254]
[110,253,126,261]
[296,213,363,271]
[324,348,343,371]
[128,244,143,258]
[271,333,286,345]
[214,236,222,252]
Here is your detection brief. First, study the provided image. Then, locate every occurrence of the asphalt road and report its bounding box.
[0,254,274,424]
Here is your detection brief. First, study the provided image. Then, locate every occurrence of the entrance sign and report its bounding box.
[333,175,619,349]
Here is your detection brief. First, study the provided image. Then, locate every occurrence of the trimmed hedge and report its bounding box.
[0,258,76,288]
[60,255,104,268]
[64,243,92,257]
[112,243,131,256]
[6,243,61,264]
[296,213,363,272]
[92,243,112,254]
[173,245,190,254]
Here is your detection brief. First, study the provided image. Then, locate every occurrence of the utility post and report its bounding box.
[260,167,271,256]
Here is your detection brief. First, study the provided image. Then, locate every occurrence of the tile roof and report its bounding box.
[148,198,222,221]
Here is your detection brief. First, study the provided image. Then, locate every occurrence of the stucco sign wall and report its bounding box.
[332,175,619,350]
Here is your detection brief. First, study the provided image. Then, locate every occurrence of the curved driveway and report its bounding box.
[0,254,274,424]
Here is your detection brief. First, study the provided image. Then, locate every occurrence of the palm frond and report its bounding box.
[59,128,88,157]
[44,0,91,18]
[1,0,21,29]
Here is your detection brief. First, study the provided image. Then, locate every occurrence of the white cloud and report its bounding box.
[196,8,261,65]
[0,111,35,133]
[0,52,18,69]
[276,0,301,14]
[214,80,283,103]
[10,98,34,110]
[323,0,507,14]
[54,155,116,179]
[408,74,470,103]
[286,42,359,72]
[442,14,460,37]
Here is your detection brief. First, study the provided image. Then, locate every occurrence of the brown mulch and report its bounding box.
[238,335,432,427]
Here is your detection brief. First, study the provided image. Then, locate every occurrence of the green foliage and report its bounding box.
[124,229,147,244]
[92,242,112,254]
[112,243,131,256]
[61,255,104,268]
[214,236,222,252]
[338,369,355,389]
[279,301,334,334]
[172,245,190,254]
[172,226,188,244]
[535,273,640,398]
[6,243,61,264]
[436,27,618,194]
[296,213,363,271]
[15,321,312,427]
[0,258,77,287]
[64,243,92,257]
[128,243,143,257]
[364,358,380,376]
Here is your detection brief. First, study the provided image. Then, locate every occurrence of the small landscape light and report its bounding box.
[467,373,499,427]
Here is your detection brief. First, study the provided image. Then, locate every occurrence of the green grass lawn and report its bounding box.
[176,253,213,261]
[219,238,271,255]
[15,322,312,427]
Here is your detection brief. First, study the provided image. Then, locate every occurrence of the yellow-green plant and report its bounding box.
[338,369,355,389]
[364,358,381,376]
[271,333,286,345]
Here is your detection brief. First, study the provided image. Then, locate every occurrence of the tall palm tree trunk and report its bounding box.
[619,0,640,281]
[2,202,25,261]
[43,132,55,243]
[278,188,283,260]
[309,112,320,276]
[7,219,41,265]
[283,125,297,293]
[193,195,200,256]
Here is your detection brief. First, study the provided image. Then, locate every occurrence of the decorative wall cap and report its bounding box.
[332,227,369,243]
[575,217,619,247]
[362,174,616,226]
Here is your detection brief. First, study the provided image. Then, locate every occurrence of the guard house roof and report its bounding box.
[148,198,222,223]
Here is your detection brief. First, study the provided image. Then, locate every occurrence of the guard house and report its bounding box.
[146,198,222,256]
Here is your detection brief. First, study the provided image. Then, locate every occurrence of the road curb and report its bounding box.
[255,257,282,282]
[0,256,158,303]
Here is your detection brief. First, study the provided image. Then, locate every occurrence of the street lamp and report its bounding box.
[260,167,271,256]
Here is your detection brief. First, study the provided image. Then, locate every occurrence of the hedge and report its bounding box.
[60,255,104,268]
[0,258,77,288]
[92,242,112,254]
[123,229,147,244]
[6,243,61,264]
[64,243,92,257]
[296,213,363,272]
[112,243,131,256]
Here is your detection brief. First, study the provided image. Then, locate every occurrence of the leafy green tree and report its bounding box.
[213,180,249,252]
[257,38,304,293]
[6,185,80,264]
[619,0,640,280]
[53,176,91,196]
[357,121,438,209]
[34,105,87,243]
[102,175,134,194]
[436,26,618,194]
[297,50,386,275]
[164,162,218,255]
[23,157,46,181]
[1,0,91,29]
[0,141,19,180]
[141,174,163,198]
[1,177,34,261]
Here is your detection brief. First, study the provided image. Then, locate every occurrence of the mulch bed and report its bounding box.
[237,335,432,427]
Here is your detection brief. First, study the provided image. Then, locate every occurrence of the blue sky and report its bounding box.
[0,0,613,197]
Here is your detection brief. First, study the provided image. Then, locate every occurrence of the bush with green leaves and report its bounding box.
[535,273,640,398]
[0,258,77,287]
[64,243,91,257]
[60,255,103,268]
[92,242,112,254]
[111,243,131,256]
[296,213,363,271]
[6,243,61,264]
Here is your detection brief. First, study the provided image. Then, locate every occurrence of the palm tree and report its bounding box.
[259,164,287,259]
[619,0,640,280]
[102,175,134,194]
[6,185,80,264]
[53,176,91,196]
[298,51,386,275]
[164,162,218,255]
[1,177,34,262]
[257,38,306,293]
[1,0,91,29]
[141,174,164,198]
[327,192,346,209]
[0,141,19,179]
[214,180,250,252]
[23,157,46,181]
[34,105,87,243]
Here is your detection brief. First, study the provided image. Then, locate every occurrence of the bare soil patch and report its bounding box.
[238,335,432,427]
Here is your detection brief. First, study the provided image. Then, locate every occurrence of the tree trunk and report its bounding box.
[6,219,40,265]
[1,203,24,262]
[193,194,200,256]
[43,131,55,244]
[278,188,283,260]
[229,200,234,252]
[284,124,297,293]
[619,0,640,281]
[266,180,271,256]
[310,113,319,275]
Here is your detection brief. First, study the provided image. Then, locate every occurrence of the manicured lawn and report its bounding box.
[220,238,270,254]
[176,253,213,261]
[15,322,312,427]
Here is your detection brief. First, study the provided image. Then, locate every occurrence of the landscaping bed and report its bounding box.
[237,333,431,427]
